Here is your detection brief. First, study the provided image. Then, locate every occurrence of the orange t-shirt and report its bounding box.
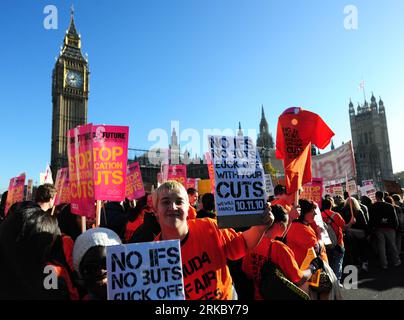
[157,218,247,300]
[322,210,345,246]
[275,108,334,194]
[270,198,292,212]
[187,206,197,220]
[242,237,303,300]
[286,221,328,266]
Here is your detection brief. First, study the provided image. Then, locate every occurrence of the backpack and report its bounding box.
[324,212,338,249]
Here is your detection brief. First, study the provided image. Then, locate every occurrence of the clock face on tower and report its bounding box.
[65,70,83,88]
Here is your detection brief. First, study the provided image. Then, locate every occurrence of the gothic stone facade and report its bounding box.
[349,95,394,188]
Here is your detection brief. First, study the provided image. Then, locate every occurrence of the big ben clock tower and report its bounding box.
[51,8,89,177]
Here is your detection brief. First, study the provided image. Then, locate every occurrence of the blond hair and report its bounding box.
[343,196,361,212]
[152,180,188,209]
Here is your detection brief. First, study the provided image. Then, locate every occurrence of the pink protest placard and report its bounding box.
[5,173,26,215]
[167,165,187,187]
[92,125,129,201]
[54,168,70,206]
[68,124,95,218]
[125,162,146,200]
[186,178,198,191]
[300,178,323,209]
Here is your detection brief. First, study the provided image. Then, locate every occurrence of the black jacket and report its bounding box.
[369,201,399,230]
[129,212,161,243]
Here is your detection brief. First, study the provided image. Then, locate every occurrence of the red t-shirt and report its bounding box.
[270,198,292,212]
[242,237,303,299]
[276,108,334,194]
[124,216,144,242]
[156,218,247,300]
[286,221,328,267]
[187,206,197,220]
[322,209,345,246]
[62,234,74,271]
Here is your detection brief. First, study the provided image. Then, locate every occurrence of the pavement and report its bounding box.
[341,255,404,300]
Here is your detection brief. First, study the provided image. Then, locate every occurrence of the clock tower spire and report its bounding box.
[51,10,89,177]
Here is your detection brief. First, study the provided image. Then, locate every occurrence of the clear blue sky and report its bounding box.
[1,0,404,192]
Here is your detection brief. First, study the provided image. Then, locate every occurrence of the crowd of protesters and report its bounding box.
[0,181,403,300]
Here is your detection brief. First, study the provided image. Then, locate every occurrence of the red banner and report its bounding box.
[125,162,146,200]
[5,173,26,215]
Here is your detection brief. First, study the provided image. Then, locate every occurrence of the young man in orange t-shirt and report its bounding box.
[153,180,274,300]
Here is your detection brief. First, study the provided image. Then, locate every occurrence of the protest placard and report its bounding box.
[167,165,187,187]
[186,178,199,191]
[333,186,344,198]
[92,125,129,201]
[106,240,185,300]
[347,179,358,195]
[68,124,95,218]
[264,174,274,198]
[360,183,376,202]
[125,162,146,200]
[300,178,323,209]
[362,180,374,187]
[314,205,332,246]
[197,179,211,195]
[5,173,26,215]
[54,168,70,206]
[208,135,266,228]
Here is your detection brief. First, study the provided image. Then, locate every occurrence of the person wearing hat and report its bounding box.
[73,227,121,300]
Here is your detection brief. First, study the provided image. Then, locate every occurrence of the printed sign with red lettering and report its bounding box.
[54,168,70,206]
[167,165,187,187]
[360,184,376,202]
[92,125,129,201]
[5,173,26,215]
[126,162,146,200]
[300,178,323,209]
[362,180,374,187]
[68,124,95,218]
[312,141,356,182]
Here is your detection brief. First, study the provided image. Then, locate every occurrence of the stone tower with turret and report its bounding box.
[349,94,394,188]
